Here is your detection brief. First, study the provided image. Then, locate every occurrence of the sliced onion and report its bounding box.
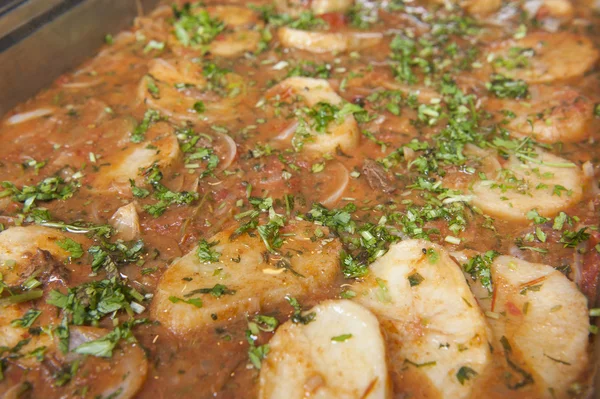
[273,121,298,142]
[542,18,561,32]
[403,146,416,161]
[61,79,104,89]
[582,161,595,178]
[320,162,350,207]
[215,132,238,171]
[5,108,55,125]
[508,245,526,259]
[110,203,141,241]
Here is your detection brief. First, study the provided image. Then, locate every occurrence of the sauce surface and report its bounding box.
[0,0,599,398]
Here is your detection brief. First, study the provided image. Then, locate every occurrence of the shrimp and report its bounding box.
[522,0,574,30]
[351,239,491,399]
[456,146,585,222]
[474,256,589,398]
[258,300,390,399]
[151,221,342,334]
[275,0,354,16]
[0,227,148,398]
[92,121,181,195]
[485,31,599,83]
[268,77,360,154]
[138,58,247,122]
[168,5,262,58]
[278,27,383,54]
[488,85,593,143]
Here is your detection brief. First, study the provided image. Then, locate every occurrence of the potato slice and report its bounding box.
[92,121,181,195]
[275,0,354,16]
[467,148,583,222]
[151,221,341,334]
[64,326,149,399]
[352,239,491,399]
[480,256,590,398]
[0,226,84,360]
[486,32,599,83]
[269,77,360,154]
[138,59,247,122]
[259,300,390,399]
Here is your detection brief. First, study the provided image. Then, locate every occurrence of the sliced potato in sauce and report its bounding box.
[352,239,491,399]
[259,299,389,399]
[473,255,589,399]
[485,32,599,83]
[92,122,181,195]
[487,85,593,144]
[278,28,383,54]
[152,221,341,334]
[268,77,360,154]
[464,148,584,222]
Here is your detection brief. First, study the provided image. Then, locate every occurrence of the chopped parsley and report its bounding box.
[456,366,478,385]
[331,333,353,342]
[56,238,84,260]
[197,239,221,263]
[286,296,315,324]
[133,164,199,217]
[131,109,163,143]
[185,284,236,298]
[10,309,42,328]
[168,296,203,308]
[1,176,79,213]
[560,228,590,248]
[486,74,529,99]
[46,277,146,326]
[463,251,498,292]
[171,4,225,48]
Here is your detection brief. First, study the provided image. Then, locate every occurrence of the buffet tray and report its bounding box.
[0,0,598,396]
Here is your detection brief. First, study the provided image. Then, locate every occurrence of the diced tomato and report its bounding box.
[319,12,348,30]
[506,301,522,316]
[581,231,600,305]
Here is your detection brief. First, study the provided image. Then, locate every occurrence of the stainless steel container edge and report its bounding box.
[0,0,160,117]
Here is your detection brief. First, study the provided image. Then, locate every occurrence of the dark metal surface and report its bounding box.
[0,0,160,117]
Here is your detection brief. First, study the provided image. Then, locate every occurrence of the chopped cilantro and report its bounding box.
[169,296,203,308]
[186,284,236,298]
[197,239,221,263]
[10,309,42,328]
[286,296,315,324]
[171,4,225,48]
[331,333,353,342]
[131,109,163,143]
[463,251,498,292]
[1,177,79,213]
[486,74,529,99]
[560,228,590,248]
[456,366,478,385]
[56,238,84,260]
